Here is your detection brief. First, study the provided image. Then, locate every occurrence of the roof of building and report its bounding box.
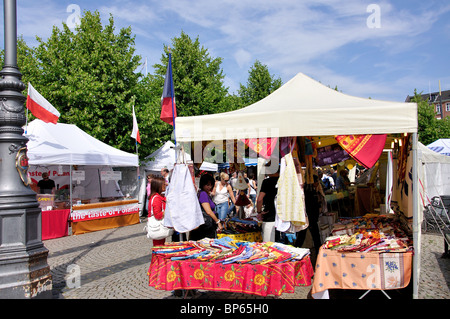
[405,90,450,103]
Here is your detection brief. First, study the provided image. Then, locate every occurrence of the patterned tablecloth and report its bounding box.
[311,247,413,298]
[148,254,314,297]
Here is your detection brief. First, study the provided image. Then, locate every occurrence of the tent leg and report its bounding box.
[412,132,420,299]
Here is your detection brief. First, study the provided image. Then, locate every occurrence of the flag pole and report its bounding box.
[168,47,177,161]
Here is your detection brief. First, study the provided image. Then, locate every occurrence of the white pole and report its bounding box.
[412,132,420,299]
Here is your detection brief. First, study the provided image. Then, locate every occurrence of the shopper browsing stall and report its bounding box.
[256,168,280,242]
[212,172,236,220]
[149,176,169,246]
[190,174,223,240]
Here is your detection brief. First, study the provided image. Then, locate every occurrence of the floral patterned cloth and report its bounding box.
[148,254,314,297]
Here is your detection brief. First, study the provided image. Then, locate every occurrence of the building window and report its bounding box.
[436,104,441,114]
[446,103,450,112]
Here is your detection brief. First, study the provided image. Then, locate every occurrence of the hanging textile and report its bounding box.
[335,134,387,169]
[165,163,204,233]
[242,137,278,159]
[276,152,307,227]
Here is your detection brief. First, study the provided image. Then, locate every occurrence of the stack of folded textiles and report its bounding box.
[152,237,310,265]
[323,214,413,253]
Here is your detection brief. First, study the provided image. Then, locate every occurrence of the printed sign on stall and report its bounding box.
[71,202,139,222]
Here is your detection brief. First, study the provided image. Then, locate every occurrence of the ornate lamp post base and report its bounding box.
[0,0,52,298]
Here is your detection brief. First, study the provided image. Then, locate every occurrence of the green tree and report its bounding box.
[238,60,282,106]
[412,89,450,145]
[20,11,142,154]
[139,31,232,153]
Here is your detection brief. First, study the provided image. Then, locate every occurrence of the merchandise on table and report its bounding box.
[218,217,262,235]
[322,214,413,253]
[152,236,310,265]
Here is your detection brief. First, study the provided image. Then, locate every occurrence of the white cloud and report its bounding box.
[233,49,252,69]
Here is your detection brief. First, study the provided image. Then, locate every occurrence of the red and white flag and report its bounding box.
[131,105,141,144]
[26,83,60,124]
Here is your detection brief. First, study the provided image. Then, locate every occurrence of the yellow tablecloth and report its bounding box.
[217,232,262,242]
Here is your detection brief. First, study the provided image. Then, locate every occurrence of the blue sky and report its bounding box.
[1,0,450,102]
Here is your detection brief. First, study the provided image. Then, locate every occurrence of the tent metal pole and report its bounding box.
[69,165,73,234]
[412,132,420,299]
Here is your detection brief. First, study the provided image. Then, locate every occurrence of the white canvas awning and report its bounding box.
[143,141,192,171]
[175,72,417,142]
[427,139,450,156]
[25,119,138,167]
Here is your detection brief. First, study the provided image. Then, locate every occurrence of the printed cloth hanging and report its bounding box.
[335,134,387,169]
[242,137,278,159]
[276,152,307,227]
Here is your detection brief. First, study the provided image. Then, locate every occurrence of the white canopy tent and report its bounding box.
[174,72,421,298]
[26,119,139,167]
[427,139,450,156]
[419,142,450,200]
[142,140,191,172]
[26,119,139,204]
[176,72,417,142]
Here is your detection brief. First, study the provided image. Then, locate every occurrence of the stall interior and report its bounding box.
[182,132,413,244]
[30,165,140,238]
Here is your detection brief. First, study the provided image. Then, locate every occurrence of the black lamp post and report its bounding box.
[0,0,52,298]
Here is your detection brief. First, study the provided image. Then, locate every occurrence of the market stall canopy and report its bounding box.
[25,119,139,166]
[175,72,418,142]
[427,139,450,156]
[143,141,191,171]
[199,161,218,172]
[419,142,450,200]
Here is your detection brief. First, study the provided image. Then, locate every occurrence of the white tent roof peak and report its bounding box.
[143,140,192,171]
[175,72,418,142]
[25,119,138,166]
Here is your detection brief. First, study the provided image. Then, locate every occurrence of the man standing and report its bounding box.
[37,172,56,194]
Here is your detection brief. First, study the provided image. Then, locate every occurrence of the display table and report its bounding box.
[148,253,314,297]
[70,199,139,235]
[42,209,71,240]
[311,248,413,299]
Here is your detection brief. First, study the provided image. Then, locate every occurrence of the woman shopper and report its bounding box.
[148,176,168,246]
[190,174,223,241]
[212,172,236,220]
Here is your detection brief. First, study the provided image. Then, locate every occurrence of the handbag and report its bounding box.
[144,195,173,240]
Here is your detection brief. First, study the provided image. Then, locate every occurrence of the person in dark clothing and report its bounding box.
[295,175,322,253]
[37,172,55,194]
[256,171,280,242]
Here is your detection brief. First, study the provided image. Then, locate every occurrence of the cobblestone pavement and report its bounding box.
[43,221,449,299]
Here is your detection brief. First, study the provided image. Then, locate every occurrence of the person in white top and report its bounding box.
[211,172,236,220]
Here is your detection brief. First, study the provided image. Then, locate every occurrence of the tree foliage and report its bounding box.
[4,11,287,158]
[137,31,232,153]
[17,11,142,154]
[412,89,450,145]
[238,60,282,106]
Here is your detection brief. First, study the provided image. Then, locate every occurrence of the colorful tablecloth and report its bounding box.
[148,254,314,297]
[311,247,413,298]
